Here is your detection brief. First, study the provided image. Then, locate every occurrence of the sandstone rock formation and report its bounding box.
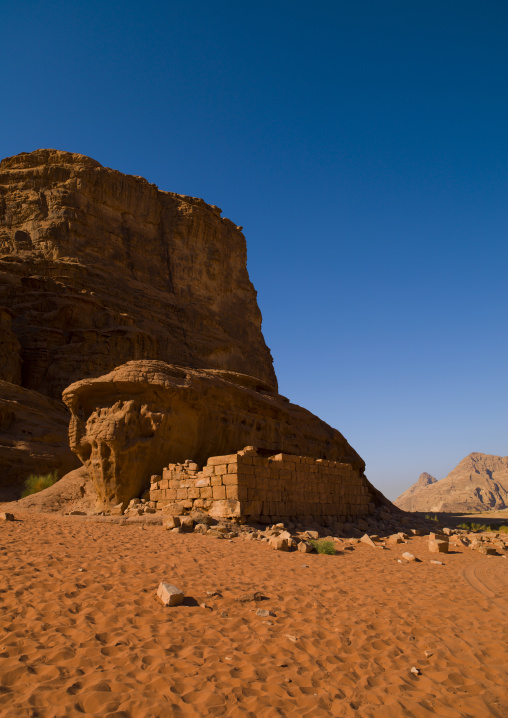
[0,381,80,501]
[394,453,508,513]
[0,149,276,399]
[63,360,366,511]
[0,148,278,497]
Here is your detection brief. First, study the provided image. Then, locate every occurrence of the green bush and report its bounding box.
[457,521,508,534]
[310,539,336,555]
[21,471,59,497]
[425,514,439,522]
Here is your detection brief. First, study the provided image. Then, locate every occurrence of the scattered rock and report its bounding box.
[401,552,416,562]
[410,667,421,676]
[285,635,298,643]
[428,539,449,554]
[0,512,14,521]
[424,651,433,658]
[157,582,184,607]
[297,541,313,553]
[360,534,377,548]
[269,536,289,551]
[235,591,266,603]
[163,516,181,530]
[477,545,496,556]
[179,517,195,533]
[256,609,276,617]
[429,560,444,565]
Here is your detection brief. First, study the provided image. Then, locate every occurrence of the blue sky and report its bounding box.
[2,1,507,499]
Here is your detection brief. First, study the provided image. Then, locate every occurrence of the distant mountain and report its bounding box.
[394,453,508,513]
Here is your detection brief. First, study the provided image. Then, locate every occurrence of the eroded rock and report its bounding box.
[62,360,365,511]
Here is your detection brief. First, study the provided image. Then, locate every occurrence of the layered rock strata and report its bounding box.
[62,360,365,512]
[395,453,508,512]
[0,149,276,399]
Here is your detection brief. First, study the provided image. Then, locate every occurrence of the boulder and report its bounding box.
[157,582,184,607]
[428,540,449,554]
[62,360,365,511]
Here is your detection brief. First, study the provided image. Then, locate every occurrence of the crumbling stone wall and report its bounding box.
[149,447,372,523]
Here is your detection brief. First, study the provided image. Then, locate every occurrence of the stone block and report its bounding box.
[226,485,238,500]
[223,473,238,486]
[214,464,227,474]
[157,582,184,607]
[428,540,449,553]
[212,485,226,500]
[180,517,194,532]
[208,454,238,466]
[227,463,239,473]
[176,489,188,500]
[163,515,180,529]
[199,487,213,499]
[209,499,242,518]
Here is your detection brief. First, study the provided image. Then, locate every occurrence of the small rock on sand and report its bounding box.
[256,609,276,617]
[360,534,377,548]
[402,552,416,562]
[0,513,14,521]
[157,582,184,607]
[410,667,421,676]
[430,560,444,565]
[428,539,449,554]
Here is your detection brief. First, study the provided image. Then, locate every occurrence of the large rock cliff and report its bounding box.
[0,149,276,399]
[394,453,508,513]
[0,149,278,496]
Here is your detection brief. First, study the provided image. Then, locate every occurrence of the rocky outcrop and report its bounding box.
[0,381,80,500]
[0,149,276,399]
[63,360,365,511]
[394,453,508,513]
[0,465,94,514]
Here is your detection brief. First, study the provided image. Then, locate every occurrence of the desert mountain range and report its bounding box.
[394,452,508,513]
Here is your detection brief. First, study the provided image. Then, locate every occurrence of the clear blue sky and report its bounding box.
[2,1,507,499]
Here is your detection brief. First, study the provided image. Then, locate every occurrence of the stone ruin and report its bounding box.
[149,447,373,524]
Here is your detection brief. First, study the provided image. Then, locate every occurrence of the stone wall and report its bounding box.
[149,447,372,523]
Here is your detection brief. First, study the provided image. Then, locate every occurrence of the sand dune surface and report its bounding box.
[1,513,507,717]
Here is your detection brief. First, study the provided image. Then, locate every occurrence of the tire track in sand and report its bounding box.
[462,557,508,611]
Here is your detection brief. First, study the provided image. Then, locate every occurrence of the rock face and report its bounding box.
[394,472,437,510]
[62,360,365,511]
[0,148,277,497]
[394,453,508,513]
[0,466,94,514]
[0,381,80,501]
[0,149,276,399]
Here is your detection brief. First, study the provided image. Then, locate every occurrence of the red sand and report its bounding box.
[1,513,507,717]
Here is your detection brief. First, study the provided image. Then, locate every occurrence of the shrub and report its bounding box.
[21,471,59,497]
[310,539,336,555]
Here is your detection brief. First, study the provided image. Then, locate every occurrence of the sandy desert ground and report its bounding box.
[1,513,507,718]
